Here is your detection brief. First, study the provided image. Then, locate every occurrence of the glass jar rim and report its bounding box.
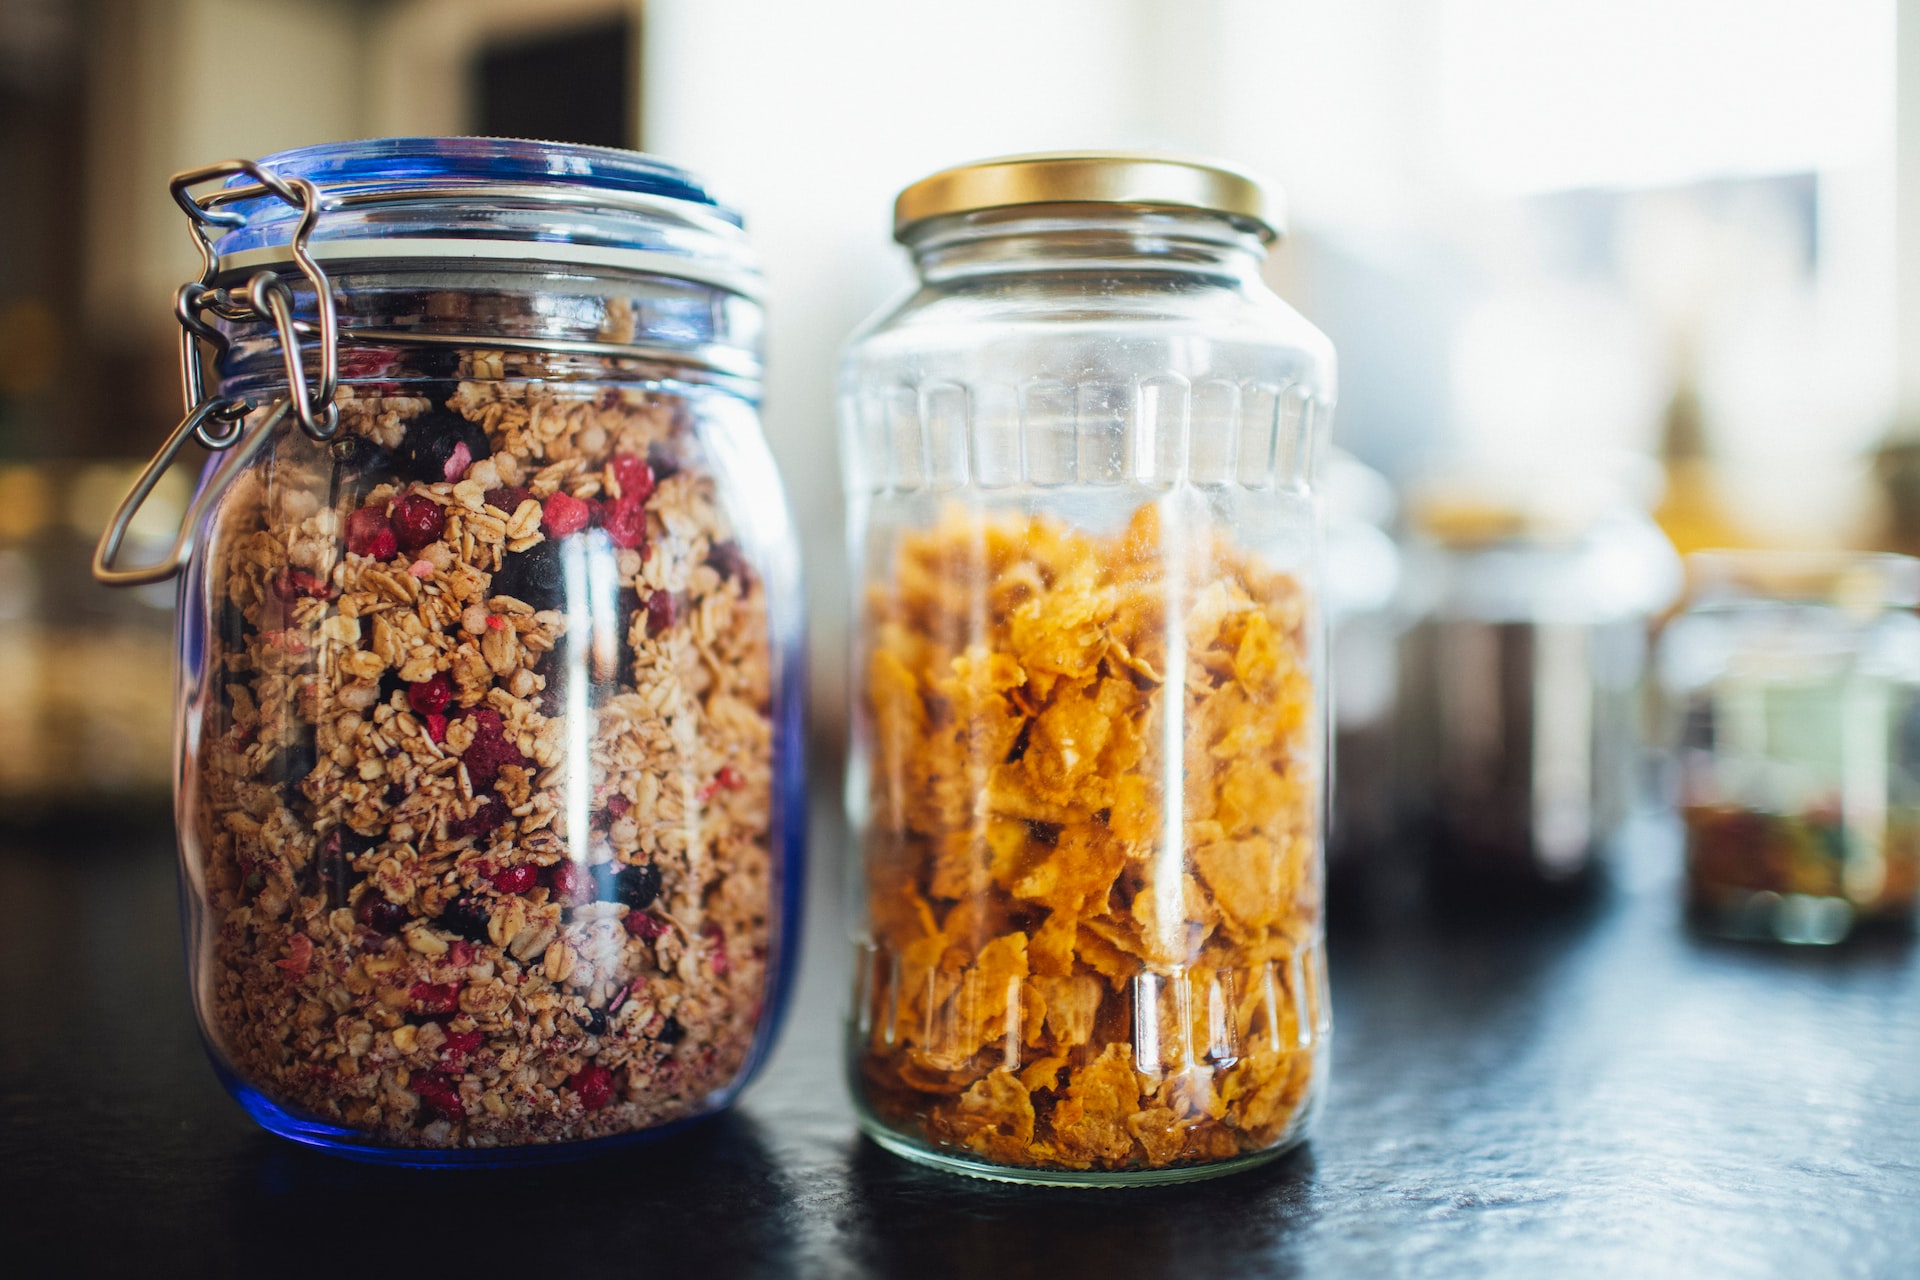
[206,136,761,300]
[1685,549,1920,611]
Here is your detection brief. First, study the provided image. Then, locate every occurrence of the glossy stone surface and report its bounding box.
[3,812,1916,1276]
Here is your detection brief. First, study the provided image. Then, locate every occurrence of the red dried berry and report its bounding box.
[568,1063,615,1112]
[410,982,461,1015]
[408,672,453,716]
[448,796,507,839]
[717,765,745,792]
[345,505,397,559]
[356,896,405,934]
[485,485,532,513]
[644,590,676,637]
[602,493,647,549]
[624,911,669,941]
[703,922,730,978]
[424,712,449,743]
[448,940,475,967]
[459,709,527,791]
[271,568,333,602]
[608,454,655,504]
[541,491,592,538]
[440,1029,484,1064]
[605,794,631,820]
[489,864,538,895]
[547,861,586,903]
[412,1071,463,1121]
[389,493,445,552]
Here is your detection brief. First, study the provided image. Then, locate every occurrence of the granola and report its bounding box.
[852,503,1327,1174]
[191,371,776,1148]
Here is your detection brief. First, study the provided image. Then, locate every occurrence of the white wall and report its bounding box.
[642,0,1214,734]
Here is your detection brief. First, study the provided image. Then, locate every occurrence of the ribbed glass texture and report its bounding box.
[840,207,1336,1184]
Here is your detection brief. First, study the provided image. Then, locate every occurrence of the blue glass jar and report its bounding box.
[111,139,803,1162]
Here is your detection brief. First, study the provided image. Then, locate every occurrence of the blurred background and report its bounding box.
[1,0,1915,850]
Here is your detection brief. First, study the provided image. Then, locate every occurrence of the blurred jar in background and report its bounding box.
[1324,452,1403,898]
[0,461,180,823]
[1660,552,1920,943]
[1398,468,1682,902]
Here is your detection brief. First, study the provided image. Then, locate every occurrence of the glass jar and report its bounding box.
[1397,472,1681,899]
[95,139,805,1162]
[1659,551,1920,943]
[839,154,1335,1185]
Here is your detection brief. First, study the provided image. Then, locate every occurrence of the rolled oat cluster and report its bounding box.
[194,371,774,1148]
[855,504,1325,1174]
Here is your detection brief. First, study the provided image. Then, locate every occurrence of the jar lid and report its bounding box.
[208,137,762,300]
[892,151,1281,243]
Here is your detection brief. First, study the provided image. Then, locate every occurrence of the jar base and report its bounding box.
[218,1065,732,1167]
[857,1116,1305,1188]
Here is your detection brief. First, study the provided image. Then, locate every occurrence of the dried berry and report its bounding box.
[703,921,731,978]
[266,734,318,787]
[608,453,656,504]
[541,491,592,538]
[270,568,333,602]
[607,863,662,910]
[624,910,669,941]
[448,797,506,838]
[547,860,586,904]
[602,493,648,549]
[706,540,752,584]
[412,1070,464,1121]
[644,590,676,637]
[397,408,490,483]
[459,710,527,792]
[389,493,445,552]
[217,596,249,648]
[485,485,532,513]
[605,794,631,820]
[345,505,397,560]
[583,1007,609,1036]
[489,864,537,895]
[656,1015,685,1046]
[410,982,461,1015]
[424,712,449,744]
[355,895,406,934]
[568,1063,615,1111]
[407,672,453,716]
[439,896,492,943]
[491,538,564,610]
[441,1029,484,1064]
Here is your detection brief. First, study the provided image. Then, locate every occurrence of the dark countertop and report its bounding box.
[5,806,1917,1279]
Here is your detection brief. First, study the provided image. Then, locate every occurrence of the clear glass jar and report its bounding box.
[839,154,1335,1185]
[1659,551,1920,943]
[1397,474,1681,898]
[102,139,805,1162]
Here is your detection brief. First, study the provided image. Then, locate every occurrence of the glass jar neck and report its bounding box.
[902,207,1269,285]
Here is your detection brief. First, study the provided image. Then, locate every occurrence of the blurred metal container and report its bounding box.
[1397,471,1681,898]
[1324,452,1404,870]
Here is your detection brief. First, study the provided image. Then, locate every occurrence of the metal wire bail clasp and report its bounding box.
[93,157,341,586]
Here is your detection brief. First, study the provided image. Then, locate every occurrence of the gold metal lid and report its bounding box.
[893,151,1281,243]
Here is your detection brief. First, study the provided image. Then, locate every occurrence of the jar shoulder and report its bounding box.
[846,274,1334,371]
